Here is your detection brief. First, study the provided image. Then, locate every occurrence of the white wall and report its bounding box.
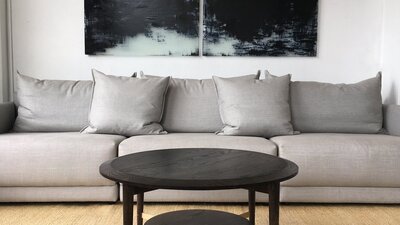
[381,0,400,104]
[9,0,395,102]
[0,0,7,102]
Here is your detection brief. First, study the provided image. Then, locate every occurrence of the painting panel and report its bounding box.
[203,0,318,56]
[85,0,200,56]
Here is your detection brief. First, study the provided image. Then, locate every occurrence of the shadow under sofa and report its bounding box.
[0,102,400,203]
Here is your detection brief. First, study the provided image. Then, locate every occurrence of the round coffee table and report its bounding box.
[100,148,298,225]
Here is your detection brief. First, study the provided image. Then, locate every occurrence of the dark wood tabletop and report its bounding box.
[100,148,298,190]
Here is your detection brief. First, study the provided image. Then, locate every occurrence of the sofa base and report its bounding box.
[120,185,269,202]
[0,185,118,202]
[281,186,400,204]
[1,185,399,204]
[119,186,400,203]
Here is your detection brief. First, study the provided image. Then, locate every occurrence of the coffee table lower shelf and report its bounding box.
[123,186,280,225]
[144,209,250,225]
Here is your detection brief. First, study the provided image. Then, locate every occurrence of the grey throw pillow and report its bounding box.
[213,75,294,138]
[264,70,287,79]
[83,70,170,136]
[13,73,93,132]
[291,73,383,133]
[139,72,260,133]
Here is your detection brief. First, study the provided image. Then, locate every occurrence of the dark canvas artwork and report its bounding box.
[85,0,199,56]
[204,0,318,56]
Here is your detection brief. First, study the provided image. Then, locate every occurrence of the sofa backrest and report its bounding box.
[9,71,393,135]
[161,78,223,133]
[12,72,137,132]
[290,74,383,134]
[141,72,260,133]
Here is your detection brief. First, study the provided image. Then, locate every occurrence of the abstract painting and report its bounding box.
[203,0,318,56]
[85,0,199,56]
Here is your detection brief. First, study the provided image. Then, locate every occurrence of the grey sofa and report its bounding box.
[0,101,399,203]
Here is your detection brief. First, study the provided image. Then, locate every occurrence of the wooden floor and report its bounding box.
[0,203,399,225]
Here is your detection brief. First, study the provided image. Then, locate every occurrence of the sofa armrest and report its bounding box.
[384,104,400,136]
[0,102,16,134]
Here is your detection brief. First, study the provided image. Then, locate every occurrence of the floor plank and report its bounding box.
[0,203,399,225]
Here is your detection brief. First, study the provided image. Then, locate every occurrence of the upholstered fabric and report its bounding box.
[160,77,223,133]
[384,104,400,136]
[119,185,400,203]
[83,70,170,136]
[271,133,400,187]
[213,75,294,138]
[0,132,125,186]
[264,70,290,79]
[290,74,383,133]
[281,186,400,203]
[140,73,260,133]
[0,102,15,134]
[0,185,118,202]
[118,133,277,156]
[118,186,400,203]
[120,185,268,202]
[13,73,93,132]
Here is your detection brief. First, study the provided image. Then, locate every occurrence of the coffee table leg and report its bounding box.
[268,182,280,225]
[248,189,256,225]
[137,192,144,225]
[123,184,134,225]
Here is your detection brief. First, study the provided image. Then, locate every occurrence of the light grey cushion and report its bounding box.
[140,72,260,132]
[213,75,294,138]
[291,74,383,133]
[154,77,223,133]
[0,132,125,186]
[118,133,277,156]
[264,70,289,79]
[271,133,400,187]
[83,70,170,136]
[13,73,93,132]
[384,104,400,136]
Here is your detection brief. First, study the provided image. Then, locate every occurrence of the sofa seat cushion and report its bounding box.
[0,132,125,187]
[119,133,277,156]
[271,133,400,187]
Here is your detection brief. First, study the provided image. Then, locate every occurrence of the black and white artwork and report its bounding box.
[203,0,319,56]
[85,0,199,56]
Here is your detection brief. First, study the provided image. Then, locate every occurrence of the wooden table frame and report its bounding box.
[122,182,281,225]
[99,149,297,225]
